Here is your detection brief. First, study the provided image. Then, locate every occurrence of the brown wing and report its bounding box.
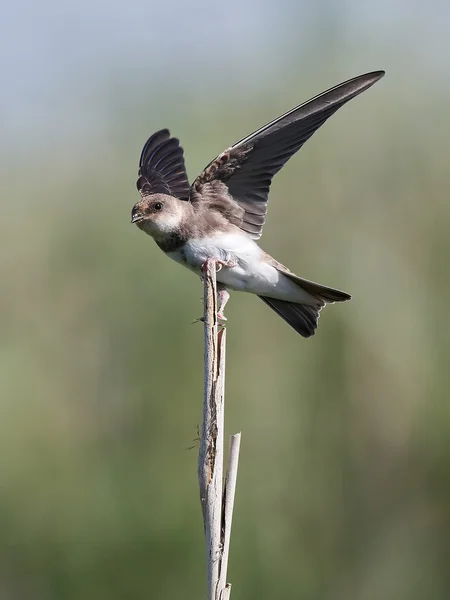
[191,71,384,239]
[137,129,190,200]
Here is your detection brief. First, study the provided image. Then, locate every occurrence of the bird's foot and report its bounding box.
[201,256,237,273]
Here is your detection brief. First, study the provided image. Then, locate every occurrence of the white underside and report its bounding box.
[166,232,314,304]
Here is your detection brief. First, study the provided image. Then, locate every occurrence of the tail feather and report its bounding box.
[282,271,351,303]
[259,275,351,337]
[259,296,322,338]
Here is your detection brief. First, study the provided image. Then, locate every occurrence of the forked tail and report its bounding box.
[259,275,351,337]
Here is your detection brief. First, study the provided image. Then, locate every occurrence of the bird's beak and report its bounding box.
[131,212,144,224]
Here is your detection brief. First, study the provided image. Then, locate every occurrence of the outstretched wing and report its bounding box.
[137,129,191,201]
[191,71,384,239]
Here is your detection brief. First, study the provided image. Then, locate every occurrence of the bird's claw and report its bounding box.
[201,257,237,272]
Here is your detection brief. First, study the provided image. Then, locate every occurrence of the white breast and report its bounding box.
[184,233,260,268]
[169,233,279,293]
[167,232,304,300]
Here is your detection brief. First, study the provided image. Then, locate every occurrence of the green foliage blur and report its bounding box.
[2,8,450,599]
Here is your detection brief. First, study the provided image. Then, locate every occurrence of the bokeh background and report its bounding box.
[2,0,450,598]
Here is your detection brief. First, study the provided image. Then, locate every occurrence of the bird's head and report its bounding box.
[131,194,186,239]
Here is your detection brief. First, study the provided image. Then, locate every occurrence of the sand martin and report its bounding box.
[131,71,384,337]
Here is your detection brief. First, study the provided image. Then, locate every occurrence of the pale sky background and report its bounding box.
[2,0,450,144]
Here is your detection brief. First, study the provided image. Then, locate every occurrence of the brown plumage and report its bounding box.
[132,71,384,337]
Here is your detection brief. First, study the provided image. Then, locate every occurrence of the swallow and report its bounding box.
[131,70,384,337]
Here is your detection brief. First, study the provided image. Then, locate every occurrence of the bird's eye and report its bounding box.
[154,202,163,211]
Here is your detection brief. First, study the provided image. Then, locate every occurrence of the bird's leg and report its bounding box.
[217,284,230,321]
[196,257,235,323]
[191,284,230,324]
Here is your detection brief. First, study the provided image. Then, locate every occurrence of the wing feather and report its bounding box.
[137,129,190,200]
[191,71,384,238]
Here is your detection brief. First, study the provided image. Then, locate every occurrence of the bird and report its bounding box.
[131,70,384,337]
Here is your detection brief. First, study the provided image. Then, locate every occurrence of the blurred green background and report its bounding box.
[2,1,450,598]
